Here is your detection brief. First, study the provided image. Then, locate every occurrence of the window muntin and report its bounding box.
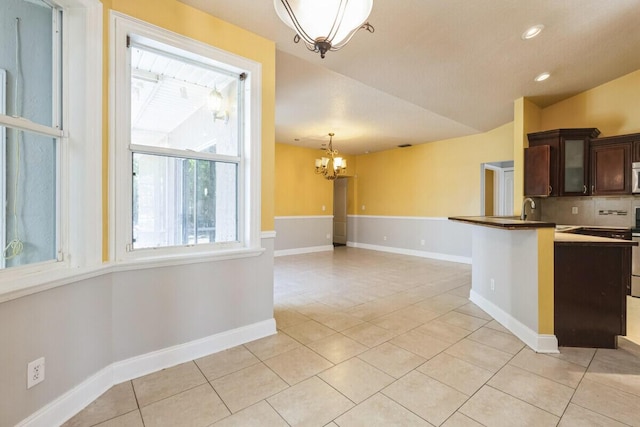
[0,0,62,270]
[127,40,244,252]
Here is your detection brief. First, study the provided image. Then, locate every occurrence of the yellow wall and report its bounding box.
[540,69,640,136]
[513,97,541,214]
[101,0,276,257]
[354,122,514,217]
[275,143,356,216]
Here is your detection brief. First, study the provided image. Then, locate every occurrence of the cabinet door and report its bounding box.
[561,138,589,195]
[524,145,550,197]
[591,143,631,195]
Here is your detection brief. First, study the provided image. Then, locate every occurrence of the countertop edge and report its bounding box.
[448,216,556,230]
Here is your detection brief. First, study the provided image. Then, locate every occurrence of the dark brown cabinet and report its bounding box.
[526,128,600,197]
[555,241,631,348]
[524,145,550,197]
[590,138,632,195]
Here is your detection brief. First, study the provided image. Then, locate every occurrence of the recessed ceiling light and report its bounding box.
[522,24,544,40]
[534,72,550,82]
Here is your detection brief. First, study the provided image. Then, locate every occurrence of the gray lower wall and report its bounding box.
[0,238,274,427]
[274,216,333,254]
[347,215,472,262]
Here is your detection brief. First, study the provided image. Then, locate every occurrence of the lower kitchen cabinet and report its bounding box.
[554,242,631,348]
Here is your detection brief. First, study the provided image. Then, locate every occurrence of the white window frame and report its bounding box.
[0,0,103,298]
[110,13,262,265]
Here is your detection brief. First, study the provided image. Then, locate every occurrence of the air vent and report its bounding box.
[398,144,412,148]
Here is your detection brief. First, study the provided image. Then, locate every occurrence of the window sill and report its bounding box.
[0,246,266,304]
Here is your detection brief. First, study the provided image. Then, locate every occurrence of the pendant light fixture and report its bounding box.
[315,133,347,180]
[274,0,375,58]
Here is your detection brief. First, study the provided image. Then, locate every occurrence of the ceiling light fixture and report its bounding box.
[534,72,550,82]
[274,0,375,59]
[315,133,347,180]
[522,24,544,40]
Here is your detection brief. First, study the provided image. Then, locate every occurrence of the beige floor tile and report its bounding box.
[416,293,469,314]
[459,386,559,427]
[558,403,628,427]
[335,393,431,426]
[396,304,441,324]
[63,382,138,427]
[311,311,364,332]
[437,311,488,332]
[212,363,288,413]
[244,332,302,360]
[94,410,143,427]
[140,384,229,426]
[369,310,424,334]
[267,376,354,426]
[509,348,586,388]
[548,346,597,368]
[357,342,426,378]
[212,401,288,427]
[342,322,395,347]
[390,329,451,360]
[382,371,468,426]
[441,412,484,427]
[414,320,471,344]
[418,352,493,396]
[132,362,206,408]
[584,358,640,398]
[488,364,574,416]
[264,346,333,385]
[195,345,260,381]
[484,319,511,334]
[453,302,491,320]
[282,320,336,344]
[571,378,640,426]
[466,326,524,355]
[445,339,512,373]
[306,333,368,364]
[274,309,310,329]
[447,285,472,298]
[319,358,395,403]
[345,300,400,321]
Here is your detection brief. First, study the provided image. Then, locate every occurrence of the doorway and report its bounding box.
[482,161,514,216]
[333,177,348,246]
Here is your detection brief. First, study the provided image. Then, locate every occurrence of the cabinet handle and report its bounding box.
[592,185,595,193]
[583,185,587,194]
[548,185,552,195]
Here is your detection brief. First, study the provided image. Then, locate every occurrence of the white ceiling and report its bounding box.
[179,0,640,154]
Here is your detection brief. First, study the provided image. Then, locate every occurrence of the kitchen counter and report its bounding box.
[554,232,637,246]
[448,216,555,230]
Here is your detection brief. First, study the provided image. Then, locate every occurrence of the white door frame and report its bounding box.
[482,163,514,216]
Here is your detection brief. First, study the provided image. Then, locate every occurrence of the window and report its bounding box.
[0,0,62,269]
[112,14,262,262]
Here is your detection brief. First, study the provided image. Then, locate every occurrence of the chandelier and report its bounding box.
[274,0,375,59]
[315,133,347,180]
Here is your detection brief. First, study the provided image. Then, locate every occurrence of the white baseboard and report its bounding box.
[470,290,558,354]
[274,245,334,257]
[18,319,277,427]
[347,242,472,265]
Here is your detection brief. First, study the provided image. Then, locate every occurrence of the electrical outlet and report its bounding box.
[571,206,578,214]
[326,233,330,239]
[322,205,326,211]
[383,236,387,241]
[420,239,425,246]
[361,204,366,211]
[27,357,45,389]
[490,278,495,291]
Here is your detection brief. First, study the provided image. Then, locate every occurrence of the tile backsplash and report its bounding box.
[539,196,640,228]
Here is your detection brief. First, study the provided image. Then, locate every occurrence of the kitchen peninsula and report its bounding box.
[449,216,636,352]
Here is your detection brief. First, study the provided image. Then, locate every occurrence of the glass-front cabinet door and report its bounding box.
[562,138,588,195]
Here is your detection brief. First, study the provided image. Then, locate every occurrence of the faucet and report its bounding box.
[520,198,536,220]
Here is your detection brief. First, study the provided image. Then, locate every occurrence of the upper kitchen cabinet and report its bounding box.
[526,128,600,197]
[591,135,634,195]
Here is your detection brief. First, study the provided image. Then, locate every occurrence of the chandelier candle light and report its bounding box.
[274,0,374,58]
[315,133,347,180]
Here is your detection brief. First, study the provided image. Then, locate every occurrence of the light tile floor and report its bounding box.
[63,247,640,427]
